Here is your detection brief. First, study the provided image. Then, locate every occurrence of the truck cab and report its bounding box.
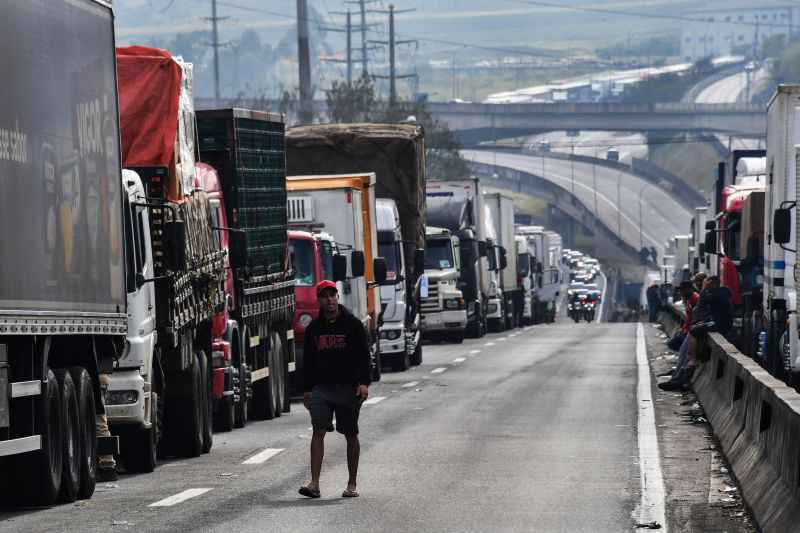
[376,199,421,370]
[422,226,467,343]
[516,235,535,326]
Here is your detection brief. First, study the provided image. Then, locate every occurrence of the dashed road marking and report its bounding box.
[469,350,481,355]
[497,337,508,342]
[242,448,284,465]
[402,381,420,388]
[149,488,213,507]
[452,357,466,364]
[431,367,447,374]
[484,342,495,347]
[363,396,386,405]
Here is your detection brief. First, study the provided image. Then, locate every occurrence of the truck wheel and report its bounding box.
[123,390,159,473]
[410,341,423,366]
[448,332,465,344]
[198,352,213,454]
[215,396,235,433]
[17,368,63,505]
[54,369,81,503]
[370,344,382,383]
[252,343,277,421]
[68,367,97,499]
[174,356,203,458]
[281,331,292,414]
[271,332,283,419]
[234,334,249,428]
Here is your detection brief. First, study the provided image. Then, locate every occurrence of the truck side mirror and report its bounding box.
[333,254,347,281]
[774,208,792,244]
[478,241,487,257]
[705,220,716,230]
[164,220,186,271]
[351,250,366,277]
[486,248,497,271]
[373,257,388,284]
[704,230,717,255]
[499,247,508,270]
[414,248,425,275]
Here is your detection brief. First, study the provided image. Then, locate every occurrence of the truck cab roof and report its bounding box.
[426,226,452,238]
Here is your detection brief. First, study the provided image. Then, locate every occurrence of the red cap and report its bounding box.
[316,280,338,296]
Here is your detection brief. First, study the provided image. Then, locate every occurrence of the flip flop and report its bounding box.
[342,487,359,498]
[299,485,321,498]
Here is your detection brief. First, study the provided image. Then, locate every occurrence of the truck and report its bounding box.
[689,206,709,275]
[108,47,227,469]
[0,0,122,504]
[484,193,521,330]
[705,152,767,355]
[422,226,468,343]
[671,235,691,286]
[516,235,535,326]
[196,108,296,428]
[286,124,425,374]
[516,226,559,323]
[286,173,387,381]
[756,85,800,381]
[286,229,340,394]
[376,199,422,368]
[426,178,499,338]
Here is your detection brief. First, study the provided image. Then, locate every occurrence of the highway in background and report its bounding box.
[462,150,692,259]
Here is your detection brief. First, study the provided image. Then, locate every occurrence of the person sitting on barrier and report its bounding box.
[685,275,733,375]
[693,272,707,293]
[659,281,699,391]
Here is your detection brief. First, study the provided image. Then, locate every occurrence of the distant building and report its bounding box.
[680,5,798,62]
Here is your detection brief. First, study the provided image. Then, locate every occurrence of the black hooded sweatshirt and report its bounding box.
[303,305,371,392]
[692,286,733,334]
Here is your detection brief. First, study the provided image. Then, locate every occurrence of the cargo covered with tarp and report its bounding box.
[286,123,426,289]
[116,46,197,201]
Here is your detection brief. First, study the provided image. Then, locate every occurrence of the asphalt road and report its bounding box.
[462,150,691,259]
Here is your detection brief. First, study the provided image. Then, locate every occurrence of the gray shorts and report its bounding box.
[310,384,363,435]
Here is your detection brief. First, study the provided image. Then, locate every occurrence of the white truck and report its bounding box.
[516,235,535,326]
[759,84,800,382]
[376,199,422,369]
[422,226,468,342]
[485,193,522,330]
[690,207,709,274]
[671,235,691,286]
[286,173,387,381]
[426,178,499,338]
[542,230,566,321]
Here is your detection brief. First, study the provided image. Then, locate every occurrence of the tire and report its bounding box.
[448,332,465,344]
[215,396,235,433]
[252,342,277,421]
[271,332,284,419]
[54,369,80,503]
[370,342,382,383]
[123,389,159,473]
[282,337,292,414]
[17,368,63,505]
[174,356,203,458]
[395,349,410,372]
[68,367,97,499]
[198,352,213,454]
[410,339,423,366]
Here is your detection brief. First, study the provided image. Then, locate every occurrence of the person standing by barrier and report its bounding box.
[646,282,661,322]
[659,281,699,391]
[299,280,371,499]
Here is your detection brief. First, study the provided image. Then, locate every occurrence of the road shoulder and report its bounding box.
[643,322,757,532]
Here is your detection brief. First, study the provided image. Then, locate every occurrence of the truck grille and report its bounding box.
[421,284,441,313]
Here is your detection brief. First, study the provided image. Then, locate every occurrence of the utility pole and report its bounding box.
[346,0,379,77]
[323,11,354,85]
[369,4,417,107]
[206,0,228,106]
[296,0,313,124]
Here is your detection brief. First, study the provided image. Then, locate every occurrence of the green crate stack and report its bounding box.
[196,110,287,275]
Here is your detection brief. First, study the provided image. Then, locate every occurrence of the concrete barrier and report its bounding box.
[675,329,800,532]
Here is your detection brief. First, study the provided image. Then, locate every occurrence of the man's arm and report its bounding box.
[354,320,371,388]
[303,325,317,393]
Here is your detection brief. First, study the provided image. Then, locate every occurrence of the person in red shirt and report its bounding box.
[659,281,698,391]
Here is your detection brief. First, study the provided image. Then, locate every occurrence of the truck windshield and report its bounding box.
[379,241,400,284]
[319,239,334,281]
[289,238,315,287]
[424,238,453,269]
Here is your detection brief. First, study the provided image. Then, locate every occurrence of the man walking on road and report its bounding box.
[646,282,661,322]
[300,280,371,499]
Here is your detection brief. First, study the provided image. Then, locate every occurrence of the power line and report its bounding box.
[505,0,796,29]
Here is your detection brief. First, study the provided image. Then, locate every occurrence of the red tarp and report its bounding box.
[116,46,181,168]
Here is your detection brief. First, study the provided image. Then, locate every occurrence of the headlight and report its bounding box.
[386,329,401,340]
[379,330,388,340]
[105,390,139,405]
[487,303,498,314]
[298,313,313,328]
[445,298,463,310]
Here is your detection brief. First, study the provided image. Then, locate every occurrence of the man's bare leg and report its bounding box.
[345,433,359,491]
[309,431,326,489]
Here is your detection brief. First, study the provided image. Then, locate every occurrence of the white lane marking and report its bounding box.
[484,342,495,347]
[452,357,466,364]
[402,381,420,388]
[362,396,386,405]
[242,448,284,465]
[597,271,608,324]
[497,337,508,342]
[430,367,447,374]
[635,323,667,530]
[149,488,213,507]
[469,350,481,355]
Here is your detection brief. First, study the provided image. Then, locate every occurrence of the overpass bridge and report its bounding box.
[427,102,766,145]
